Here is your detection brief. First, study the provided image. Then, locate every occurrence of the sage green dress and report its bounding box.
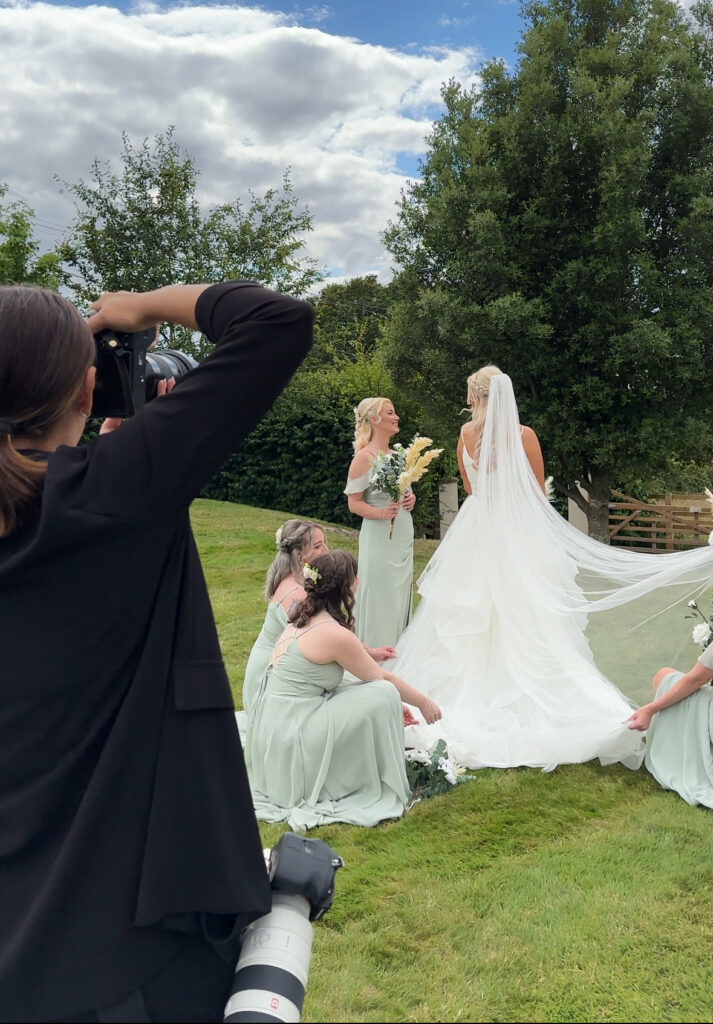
[241,585,302,716]
[644,645,713,808]
[246,625,410,831]
[344,467,414,649]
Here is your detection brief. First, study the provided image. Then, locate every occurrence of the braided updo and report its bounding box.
[264,519,320,599]
[465,365,503,464]
[290,550,358,631]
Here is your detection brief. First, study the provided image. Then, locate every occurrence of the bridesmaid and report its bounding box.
[241,519,326,716]
[241,518,399,718]
[246,550,441,831]
[627,644,713,807]
[345,397,415,649]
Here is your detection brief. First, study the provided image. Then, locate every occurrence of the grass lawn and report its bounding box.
[191,498,713,1024]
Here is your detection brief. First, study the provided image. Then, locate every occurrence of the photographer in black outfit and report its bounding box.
[0,281,313,1022]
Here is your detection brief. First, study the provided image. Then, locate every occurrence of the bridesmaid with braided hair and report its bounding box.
[246,549,440,830]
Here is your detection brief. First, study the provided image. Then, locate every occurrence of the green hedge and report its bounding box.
[202,354,458,536]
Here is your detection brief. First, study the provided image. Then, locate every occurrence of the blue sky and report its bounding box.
[0,1,526,282]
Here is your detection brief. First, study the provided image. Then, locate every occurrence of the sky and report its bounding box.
[0,1,692,285]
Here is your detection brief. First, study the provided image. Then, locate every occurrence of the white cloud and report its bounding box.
[0,2,480,283]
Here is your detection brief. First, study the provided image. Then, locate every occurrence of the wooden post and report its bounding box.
[438,477,459,538]
[665,492,673,551]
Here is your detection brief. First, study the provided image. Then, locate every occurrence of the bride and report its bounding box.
[392,366,713,772]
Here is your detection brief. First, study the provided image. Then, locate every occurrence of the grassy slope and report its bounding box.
[191,498,713,1024]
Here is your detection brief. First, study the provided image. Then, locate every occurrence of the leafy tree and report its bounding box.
[58,127,323,354]
[311,275,392,363]
[0,185,66,289]
[384,0,713,540]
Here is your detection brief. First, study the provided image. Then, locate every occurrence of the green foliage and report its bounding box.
[383,0,713,537]
[0,184,66,289]
[202,349,457,536]
[311,276,392,363]
[405,737,475,802]
[57,126,323,356]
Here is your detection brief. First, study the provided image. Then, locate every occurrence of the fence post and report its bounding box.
[665,492,673,551]
[438,477,459,538]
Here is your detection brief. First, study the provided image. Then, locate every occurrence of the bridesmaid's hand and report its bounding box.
[419,696,442,725]
[402,704,419,727]
[382,502,401,521]
[367,645,397,662]
[626,706,653,731]
[402,489,416,512]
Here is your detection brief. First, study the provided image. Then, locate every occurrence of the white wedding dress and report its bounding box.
[393,374,713,772]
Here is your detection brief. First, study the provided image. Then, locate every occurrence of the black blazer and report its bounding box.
[0,282,313,1021]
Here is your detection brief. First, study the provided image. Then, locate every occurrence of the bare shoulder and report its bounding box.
[520,424,541,445]
[348,448,372,478]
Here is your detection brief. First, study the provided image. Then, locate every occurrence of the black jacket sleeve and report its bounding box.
[57,281,313,520]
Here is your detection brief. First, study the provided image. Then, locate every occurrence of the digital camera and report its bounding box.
[92,326,197,419]
[223,832,343,1023]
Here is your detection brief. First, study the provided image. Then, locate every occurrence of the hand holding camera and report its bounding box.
[87,290,197,420]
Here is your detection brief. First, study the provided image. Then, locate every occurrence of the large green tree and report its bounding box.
[0,185,66,289]
[311,275,392,363]
[58,127,323,354]
[384,0,713,539]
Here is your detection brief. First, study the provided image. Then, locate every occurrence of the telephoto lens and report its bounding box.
[223,833,343,1024]
[145,349,197,401]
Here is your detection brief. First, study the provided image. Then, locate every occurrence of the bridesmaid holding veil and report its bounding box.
[344,397,415,649]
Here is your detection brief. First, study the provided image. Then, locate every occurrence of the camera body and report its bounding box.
[223,832,343,1024]
[92,327,197,419]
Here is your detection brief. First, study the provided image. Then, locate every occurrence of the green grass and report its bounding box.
[191,498,713,1023]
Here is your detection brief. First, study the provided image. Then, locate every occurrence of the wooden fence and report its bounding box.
[608,490,713,552]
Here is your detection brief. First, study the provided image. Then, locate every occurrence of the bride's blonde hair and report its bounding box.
[353,397,390,452]
[465,366,503,463]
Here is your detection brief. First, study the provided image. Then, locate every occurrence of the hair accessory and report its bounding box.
[0,419,16,436]
[275,527,283,548]
[303,562,322,585]
[353,406,361,424]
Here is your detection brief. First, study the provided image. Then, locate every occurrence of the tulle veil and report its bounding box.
[393,373,713,770]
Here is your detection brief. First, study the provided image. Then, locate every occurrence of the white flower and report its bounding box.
[545,476,555,501]
[689,600,699,609]
[437,756,457,785]
[275,527,283,547]
[692,622,712,646]
[405,749,431,766]
[708,529,713,547]
[303,563,321,584]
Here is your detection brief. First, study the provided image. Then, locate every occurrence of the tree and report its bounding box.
[384,0,713,540]
[0,185,66,289]
[311,275,392,363]
[58,127,323,354]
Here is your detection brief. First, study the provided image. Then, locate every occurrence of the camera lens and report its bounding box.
[145,349,198,401]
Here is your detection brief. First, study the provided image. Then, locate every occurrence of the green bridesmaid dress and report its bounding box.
[241,584,302,716]
[644,645,713,807]
[246,624,411,831]
[344,467,414,649]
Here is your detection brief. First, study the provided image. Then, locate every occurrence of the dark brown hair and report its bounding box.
[290,550,358,631]
[0,286,95,537]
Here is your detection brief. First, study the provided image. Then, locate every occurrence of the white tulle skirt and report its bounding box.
[391,493,646,772]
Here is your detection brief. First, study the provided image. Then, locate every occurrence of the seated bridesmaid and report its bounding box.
[241,519,406,720]
[246,550,441,831]
[241,519,326,717]
[627,642,713,807]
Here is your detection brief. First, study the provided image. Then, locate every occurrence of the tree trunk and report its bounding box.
[585,468,611,543]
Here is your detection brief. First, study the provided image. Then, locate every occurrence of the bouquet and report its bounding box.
[405,738,474,807]
[370,435,443,539]
[686,597,713,649]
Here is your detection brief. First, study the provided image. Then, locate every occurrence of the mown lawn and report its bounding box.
[191,498,713,1024]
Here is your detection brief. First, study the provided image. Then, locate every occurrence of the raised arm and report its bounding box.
[77,281,313,519]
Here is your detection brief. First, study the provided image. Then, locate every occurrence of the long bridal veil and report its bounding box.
[393,373,713,771]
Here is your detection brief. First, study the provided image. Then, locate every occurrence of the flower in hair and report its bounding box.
[303,562,322,585]
[275,527,283,547]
